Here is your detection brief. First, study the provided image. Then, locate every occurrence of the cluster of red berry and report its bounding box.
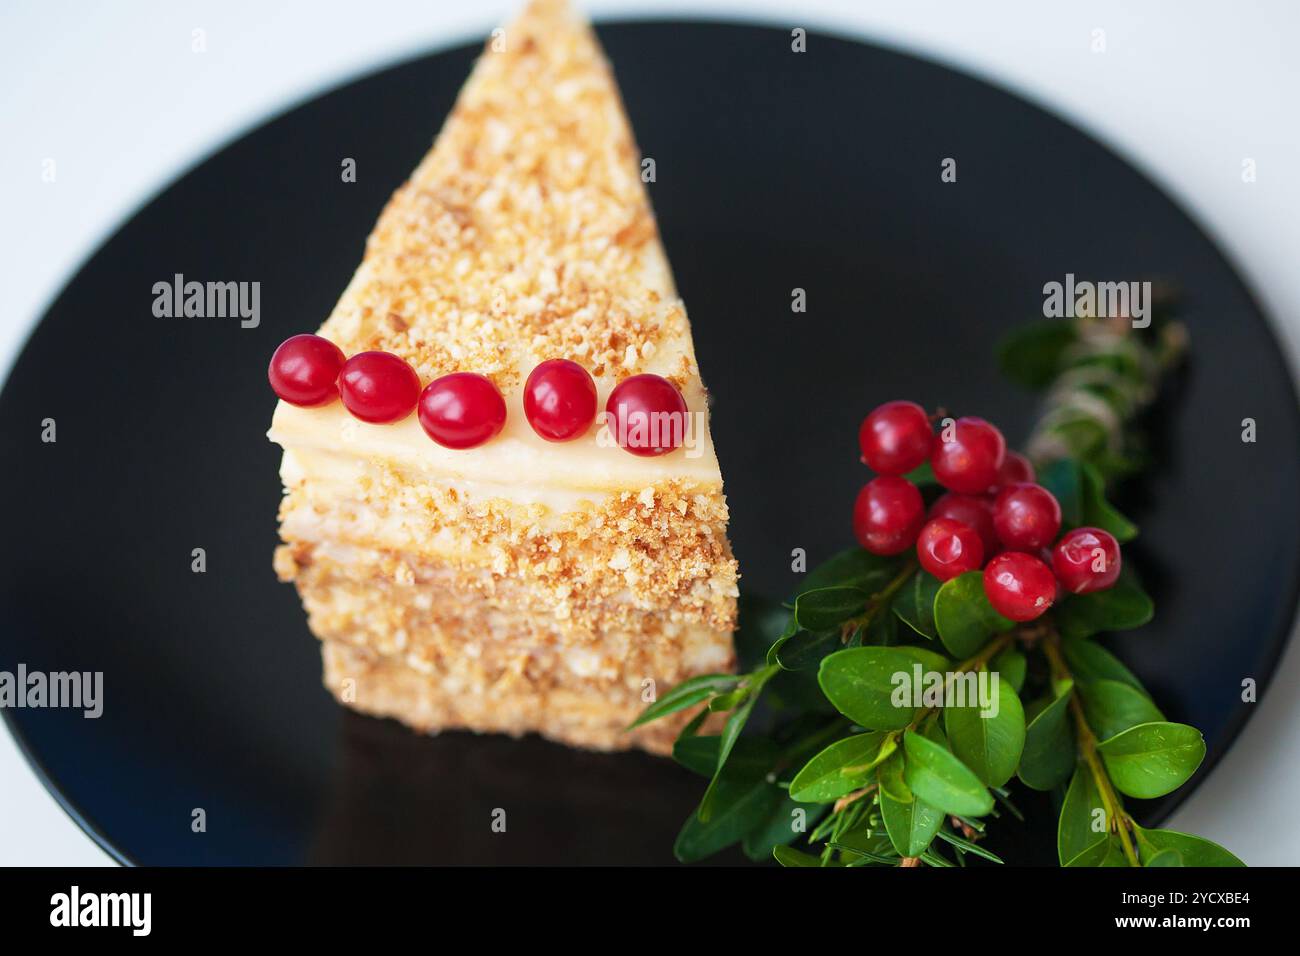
[267,333,686,456]
[853,400,1122,622]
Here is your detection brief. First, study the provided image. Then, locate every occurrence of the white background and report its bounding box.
[1,0,1297,866]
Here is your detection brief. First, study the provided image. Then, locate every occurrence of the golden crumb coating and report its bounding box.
[316,0,694,394]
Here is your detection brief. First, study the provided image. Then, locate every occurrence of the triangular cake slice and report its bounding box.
[268,0,738,752]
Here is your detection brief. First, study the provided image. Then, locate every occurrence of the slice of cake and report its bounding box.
[267,0,738,753]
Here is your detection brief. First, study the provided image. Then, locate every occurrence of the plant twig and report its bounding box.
[841,558,918,640]
[1041,629,1140,866]
[907,631,1015,731]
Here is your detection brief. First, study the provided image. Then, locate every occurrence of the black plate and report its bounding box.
[2,21,1297,866]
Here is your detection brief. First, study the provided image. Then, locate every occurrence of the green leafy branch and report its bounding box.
[631,298,1243,867]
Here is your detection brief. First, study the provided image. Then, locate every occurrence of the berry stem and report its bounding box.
[841,557,919,638]
[906,630,1015,731]
[1040,630,1141,867]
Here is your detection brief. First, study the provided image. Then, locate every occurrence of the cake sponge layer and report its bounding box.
[276,470,738,635]
[322,641,694,753]
[282,541,735,682]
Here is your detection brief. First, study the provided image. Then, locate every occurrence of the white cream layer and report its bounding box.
[268,388,723,495]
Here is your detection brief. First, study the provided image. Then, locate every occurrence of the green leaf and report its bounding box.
[708,688,747,712]
[800,548,900,595]
[881,790,944,857]
[1022,694,1052,725]
[743,796,827,861]
[676,707,710,741]
[1018,680,1076,791]
[817,646,952,730]
[1055,569,1154,639]
[1097,722,1205,799]
[919,717,949,747]
[1061,636,1145,692]
[904,460,938,486]
[997,319,1079,389]
[626,673,740,730]
[794,587,867,631]
[773,845,826,867]
[933,571,1014,658]
[697,667,778,820]
[774,628,842,671]
[674,735,780,778]
[919,849,955,867]
[766,664,837,713]
[943,675,1026,787]
[1080,679,1164,741]
[876,749,911,803]
[672,739,783,862]
[891,569,941,639]
[935,827,1005,864]
[832,827,898,864]
[1058,764,1108,865]
[992,647,1026,693]
[1144,848,1183,867]
[1045,419,1111,469]
[672,734,724,776]
[1133,825,1244,867]
[902,731,994,817]
[1064,837,1111,867]
[1079,461,1138,542]
[1037,458,1084,527]
[1099,838,1133,866]
[736,592,794,668]
[763,617,800,666]
[789,732,896,802]
[862,606,900,646]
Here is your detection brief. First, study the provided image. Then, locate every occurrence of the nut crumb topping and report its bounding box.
[316,0,694,393]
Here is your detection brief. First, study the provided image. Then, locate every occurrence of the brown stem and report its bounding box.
[1041,631,1140,867]
[907,631,1015,731]
[833,785,877,815]
[841,557,919,641]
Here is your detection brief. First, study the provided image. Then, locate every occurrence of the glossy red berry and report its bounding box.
[928,492,999,555]
[853,476,925,556]
[268,334,345,407]
[931,416,1006,494]
[916,517,985,582]
[998,451,1036,486]
[992,482,1062,551]
[983,552,1057,622]
[339,351,421,423]
[859,400,933,475]
[605,374,689,456]
[523,359,597,442]
[1053,527,1122,594]
[418,372,507,449]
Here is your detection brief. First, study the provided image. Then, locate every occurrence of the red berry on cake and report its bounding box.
[859,400,933,475]
[418,372,508,449]
[916,517,985,581]
[524,359,598,442]
[930,416,1006,494]
[983,551,1057,621]
[992,482,1062,551]
[853,475,925,556]
[268,334,345,407]
[338,350,422,423]
[605,373,689,456]
[1053,527,1122,594]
